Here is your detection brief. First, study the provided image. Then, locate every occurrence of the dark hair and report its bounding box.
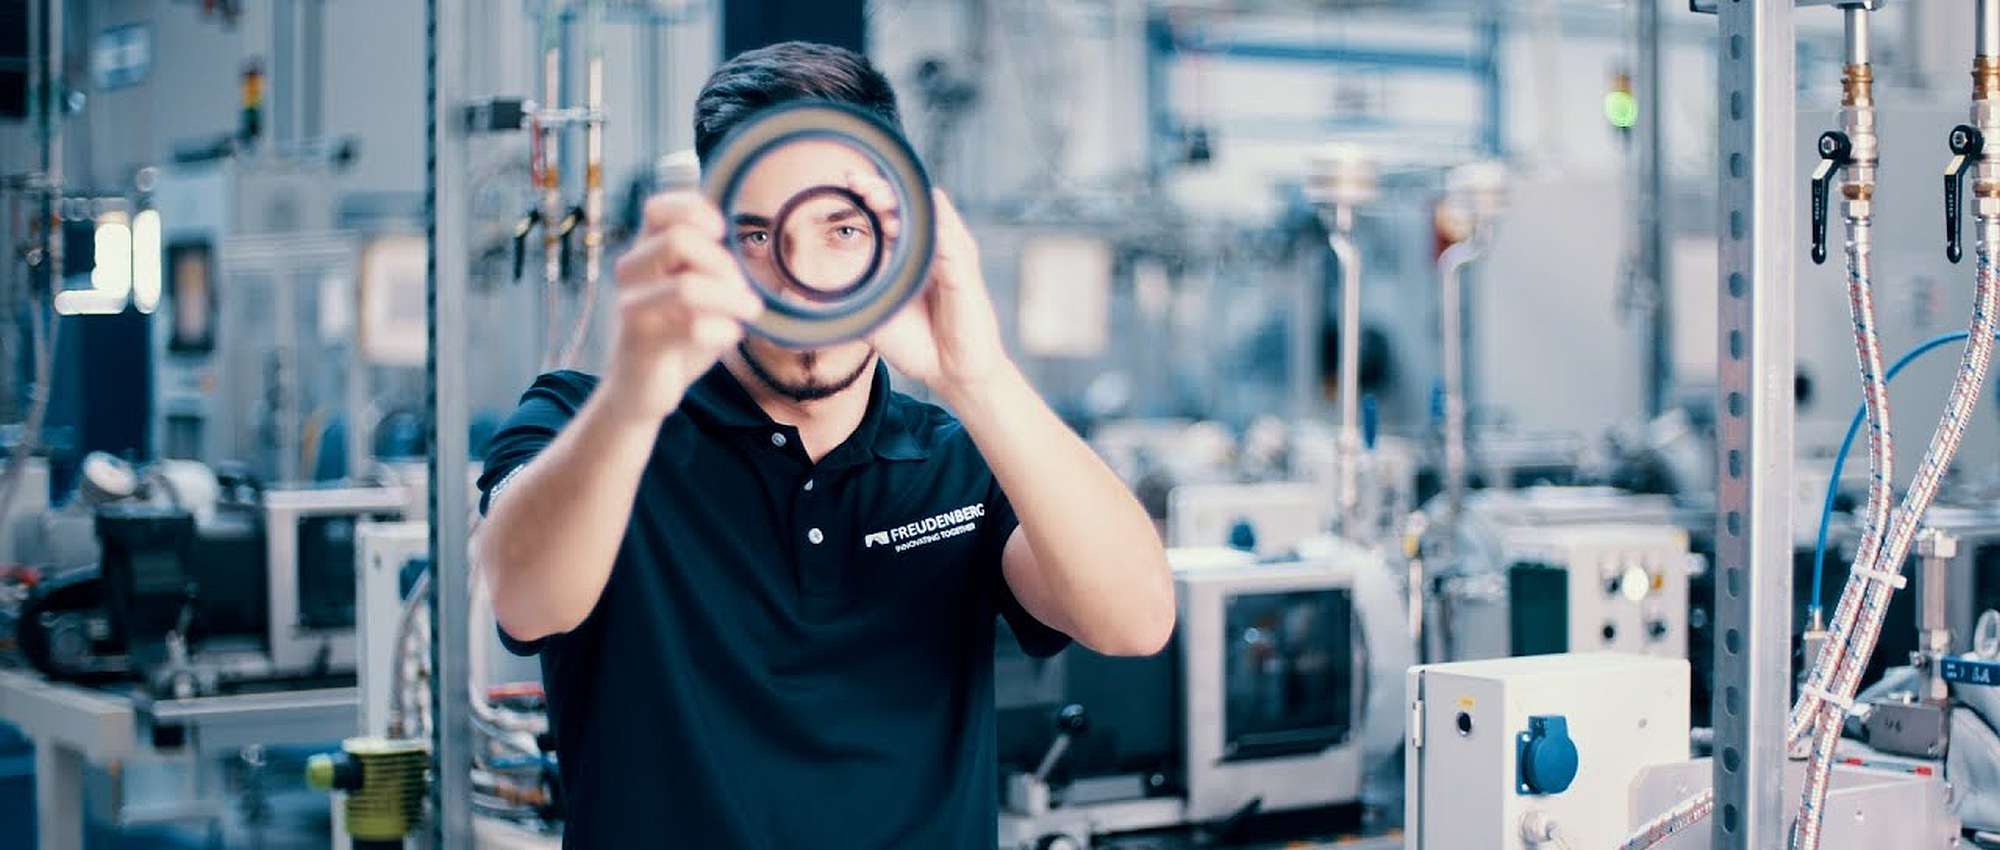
[693,42,903,164]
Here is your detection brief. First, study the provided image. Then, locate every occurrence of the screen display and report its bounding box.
[1222,588,1354,760]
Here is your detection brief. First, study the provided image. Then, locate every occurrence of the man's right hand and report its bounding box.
[604,192,764,423]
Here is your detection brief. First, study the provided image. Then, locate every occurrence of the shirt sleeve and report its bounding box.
[479,371,597,656]
[477,371,597,515]
[983,477,1072,659]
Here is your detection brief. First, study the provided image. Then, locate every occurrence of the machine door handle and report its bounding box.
[1947,124,1984,264]
[1811,130,1852,266]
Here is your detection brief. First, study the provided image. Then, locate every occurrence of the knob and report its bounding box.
[1810,130,1853,266]
[1948,124,1985,264]
[1055,704,1089,736]
[1648,620,1670,640]
[1516,715,1580,796]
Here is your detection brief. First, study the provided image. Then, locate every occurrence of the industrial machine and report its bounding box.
[997,544,1394,850]
[1405,652,1691,850]
[14,462,409,697]
[1434,488,1693,664]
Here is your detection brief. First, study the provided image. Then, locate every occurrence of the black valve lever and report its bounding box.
[511,209,541,281]
[557,206,584,282]
[1811,130,1853,266]
[1948,124,1985,264]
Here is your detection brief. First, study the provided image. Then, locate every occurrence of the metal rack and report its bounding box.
[1708,1,1798,848]
[427,0,478,845]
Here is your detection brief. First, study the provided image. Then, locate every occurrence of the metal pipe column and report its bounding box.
[1710,2,1796,848]
[425,0,475,844]
[1637,0,1672,416]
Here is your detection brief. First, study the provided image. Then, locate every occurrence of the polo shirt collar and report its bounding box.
[680,360,930,465]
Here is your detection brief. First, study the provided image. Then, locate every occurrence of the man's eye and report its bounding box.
[737,231,770,249]
[832,225,866,241]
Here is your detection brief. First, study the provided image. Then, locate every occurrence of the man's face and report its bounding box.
[727,139,885,402]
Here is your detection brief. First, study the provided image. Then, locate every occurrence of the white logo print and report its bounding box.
[865,502,985,554]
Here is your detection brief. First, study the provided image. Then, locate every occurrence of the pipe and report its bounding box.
[1796,11,2000,844]
[1328,228,1363,531]
[537,0,565,372]
[1982,0,1999,59]
[1790,17,1889,751]
[1437,237,1482,538]
[1845,7,1870,68]
[561,0,605,369]
[1797,218,1997,850]
[44,0,63,287]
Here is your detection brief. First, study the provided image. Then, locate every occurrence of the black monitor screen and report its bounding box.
[1222,588,1354,761]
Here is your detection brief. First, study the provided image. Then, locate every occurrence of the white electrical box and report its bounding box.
[1406,653,1690,850]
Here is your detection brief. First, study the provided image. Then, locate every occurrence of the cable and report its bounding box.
[1809,330,1980,617]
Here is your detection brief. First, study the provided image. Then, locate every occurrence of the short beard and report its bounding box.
[737,342,873,403]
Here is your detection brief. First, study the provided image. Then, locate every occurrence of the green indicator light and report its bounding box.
[1605,90,1639,129]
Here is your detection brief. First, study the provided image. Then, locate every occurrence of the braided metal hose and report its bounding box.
[1789,214,1895,749]
[1793,224,1999,850]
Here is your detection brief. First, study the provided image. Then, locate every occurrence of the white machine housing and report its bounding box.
[1167,482,1329,556]
[1406,653,1690,850]
[998,546,1380,849]
[1176,557,1366,822]
[264,486,410,673]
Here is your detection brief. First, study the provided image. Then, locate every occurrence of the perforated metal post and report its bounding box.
[1711,2,1796,848]
[425,0,475,845]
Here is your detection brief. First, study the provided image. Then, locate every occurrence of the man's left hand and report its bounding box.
[858,176,1009,396]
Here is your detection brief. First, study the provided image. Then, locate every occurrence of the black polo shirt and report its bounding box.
[477,361,1071,849]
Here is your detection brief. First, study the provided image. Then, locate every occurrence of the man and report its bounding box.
[472,41,1174,848]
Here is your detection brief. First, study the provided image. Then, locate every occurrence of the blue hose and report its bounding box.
[1809,331,1989,619]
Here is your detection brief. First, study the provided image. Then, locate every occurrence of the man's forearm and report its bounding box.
[473,387,663,642]
[942,363,1174,654]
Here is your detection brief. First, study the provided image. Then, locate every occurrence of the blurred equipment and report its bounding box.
[1405,652,1689,850]
[1305,143,1377,540]
[1432,161,1508,558]
[307,737,431,850]
[18,464,409,697]
[1433,487,1689,664]
[997,545,1392,849]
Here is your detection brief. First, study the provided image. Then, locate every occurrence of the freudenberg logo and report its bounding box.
[865,503,984,553]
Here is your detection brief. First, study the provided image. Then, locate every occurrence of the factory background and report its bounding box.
[1,1,1996,849]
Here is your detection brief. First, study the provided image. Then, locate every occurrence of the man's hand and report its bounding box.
[606,192,764,423]
[862,181,1009,396]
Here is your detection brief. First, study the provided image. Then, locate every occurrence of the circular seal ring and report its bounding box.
[701,101,935,347]
[767,184,886,304]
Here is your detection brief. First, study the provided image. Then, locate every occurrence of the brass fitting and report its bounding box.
[1976,55,2000,102]
[1843,64,1874,108]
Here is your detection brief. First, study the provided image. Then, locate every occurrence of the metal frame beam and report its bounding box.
[426,0,475,845]
[1711,1,1796,848]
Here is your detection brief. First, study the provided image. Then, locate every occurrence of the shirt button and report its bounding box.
[770,432,788,448]
[807,528,824,545]
[803,479,815,492]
